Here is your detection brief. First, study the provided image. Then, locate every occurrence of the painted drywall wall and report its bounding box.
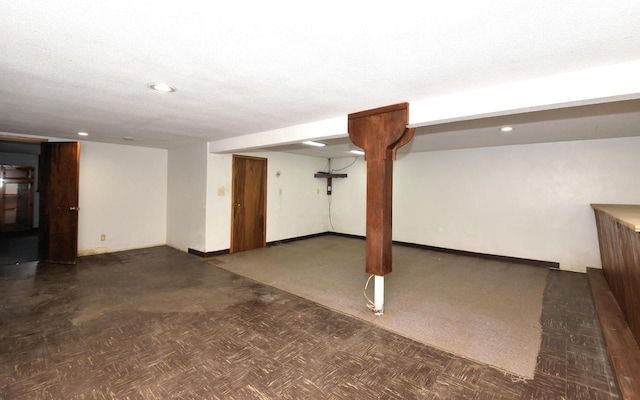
[166,143,208,252]
[330,137,640,272]
[205,151,329,252]
[78,141,168,255]
[0,151,40,227]
[204,152,232,252]
[257,151,329,242]
[325,157,367,235]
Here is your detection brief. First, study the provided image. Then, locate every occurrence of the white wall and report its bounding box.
[330,137,640,272]
[260,151,329,242]
[205,151,329,252]
[326,157,367,234]
[0,151,40,227]
[205,153,232,251]
[78,141,168,255]
[166,143,208,252]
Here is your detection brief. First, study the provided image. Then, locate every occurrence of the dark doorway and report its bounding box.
[1,165,35,232]
[0,138,41,266]
[0,230,38,266]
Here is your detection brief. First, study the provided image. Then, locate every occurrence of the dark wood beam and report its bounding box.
[313,172,348,179]
[348,103,415,276]
[314,172,348,195]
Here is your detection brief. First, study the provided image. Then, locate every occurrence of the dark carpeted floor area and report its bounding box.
[0,245,619,399]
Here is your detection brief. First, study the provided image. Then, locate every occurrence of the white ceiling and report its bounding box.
[1,1,640,153]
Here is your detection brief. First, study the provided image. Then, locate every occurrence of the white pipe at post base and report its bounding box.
[374,275,384,315]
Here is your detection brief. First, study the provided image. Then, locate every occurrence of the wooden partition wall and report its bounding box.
[592,204,640,344]
[591,204,640,399]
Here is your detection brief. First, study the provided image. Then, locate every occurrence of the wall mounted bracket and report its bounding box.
[314,172,347,195]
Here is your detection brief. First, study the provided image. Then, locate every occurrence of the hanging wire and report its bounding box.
[322,159,330,173]
[328,194,336,230]
[363,274,376,311]
[327,157,358,231]
[330,157,357,172]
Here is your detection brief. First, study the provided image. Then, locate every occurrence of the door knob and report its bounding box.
[236,203,241,207]
[69,206,79,211]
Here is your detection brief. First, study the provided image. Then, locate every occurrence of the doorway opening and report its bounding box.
[0,138,41,266]
[1,165,35,232]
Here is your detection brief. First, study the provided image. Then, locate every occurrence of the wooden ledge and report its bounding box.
[587,267,640,399]
[591,204,640,232]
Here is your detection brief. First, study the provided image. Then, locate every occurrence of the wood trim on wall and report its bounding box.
[188,248,230,258]
[192,231,559,269]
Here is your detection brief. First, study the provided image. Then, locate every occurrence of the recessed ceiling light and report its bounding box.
[123,136,134,141]
[500,126,514,132]
[302,140,326,147]
[77,132,89,136]
[149,83,176,93]
[350,149,365,155]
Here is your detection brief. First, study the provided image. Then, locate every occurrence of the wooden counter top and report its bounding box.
[591,204,640,232]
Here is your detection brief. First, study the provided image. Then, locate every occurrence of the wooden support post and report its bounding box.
[348,103,415,276]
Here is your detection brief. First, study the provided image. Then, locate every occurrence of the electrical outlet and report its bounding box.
[100,234,106,241]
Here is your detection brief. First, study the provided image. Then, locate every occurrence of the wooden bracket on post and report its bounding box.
[314,172,347,195]
[348,103,415,276]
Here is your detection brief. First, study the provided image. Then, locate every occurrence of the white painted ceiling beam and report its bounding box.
[208,116,347,153]
[409,60,640,127]
[209,60,640,154]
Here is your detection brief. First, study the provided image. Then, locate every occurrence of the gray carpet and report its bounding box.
[208,235,548,378]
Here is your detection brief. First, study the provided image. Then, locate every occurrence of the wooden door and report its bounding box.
[230,155,267,253]
[39,142,80,264]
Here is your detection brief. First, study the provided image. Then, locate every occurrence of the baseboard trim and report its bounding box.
[327,232,366,241]
[391,240,560,269]
[189,231,559,269]
[266,232,331,247]
[324,233,557,269]
[188,248,230,258]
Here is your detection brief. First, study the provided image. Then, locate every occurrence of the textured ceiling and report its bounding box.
[1,1,640,150]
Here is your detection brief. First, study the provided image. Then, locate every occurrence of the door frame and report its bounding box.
[230,154,267,253]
